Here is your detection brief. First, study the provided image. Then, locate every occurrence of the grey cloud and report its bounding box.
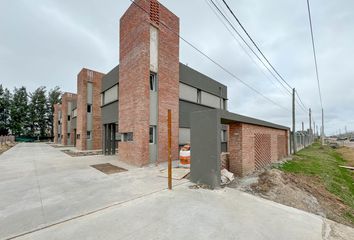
[0,0,353,135]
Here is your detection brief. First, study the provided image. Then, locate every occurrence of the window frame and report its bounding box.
[149,126,156,144]
[86,131,91,140]
[87,104,92,113]
[150,72,157,92]
[197,89,202,103]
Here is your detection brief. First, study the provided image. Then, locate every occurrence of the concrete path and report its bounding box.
[0,143,186,239]
[1,143,353,240]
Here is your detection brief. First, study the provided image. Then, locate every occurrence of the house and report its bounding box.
[53,0,289,187]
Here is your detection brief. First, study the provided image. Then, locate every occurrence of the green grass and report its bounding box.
[279,142,354,222]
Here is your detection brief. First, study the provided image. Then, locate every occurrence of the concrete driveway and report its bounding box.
[0,143,186,239]
[1,143,353,240]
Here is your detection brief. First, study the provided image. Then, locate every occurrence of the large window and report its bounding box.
[150,72,157,91]
[102,84,118,105]
[149,126,156,144]
[201,91,220,108]
[179,83,198,102]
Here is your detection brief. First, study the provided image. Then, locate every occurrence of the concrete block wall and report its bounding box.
[53,104,61,144]
[76,68,104,151]
[229,123,288,176]
[61,92,77,145]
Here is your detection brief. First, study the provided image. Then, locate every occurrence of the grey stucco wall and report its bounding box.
[179,63,227,99]
[179,100,213,128]
[101,101,118,124]
[102,65,119,92]
[72,117,77,129]
[190,110,221,189]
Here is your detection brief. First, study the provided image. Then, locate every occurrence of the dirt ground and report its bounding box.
[236,168,354,228]
[0,142,15,155]
[337,146,354,167]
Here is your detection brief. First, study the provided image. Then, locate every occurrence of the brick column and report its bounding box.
[53,104,61,144]
[76,69,104,151]
[118,0,179,166]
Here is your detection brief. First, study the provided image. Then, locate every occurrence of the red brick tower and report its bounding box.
[119,0,179,166]
[76,68,104,150]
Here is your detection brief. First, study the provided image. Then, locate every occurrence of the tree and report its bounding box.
[47,86,61,138]
[28,87,48,137]
[10,87,28,136]
[0,85,12,135]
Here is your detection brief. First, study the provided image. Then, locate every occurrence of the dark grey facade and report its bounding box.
[101,63,229,155]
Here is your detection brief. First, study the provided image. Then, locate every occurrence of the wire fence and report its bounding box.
[290,131,315,154]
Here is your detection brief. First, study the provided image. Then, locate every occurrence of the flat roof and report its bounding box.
[218,109,289,130]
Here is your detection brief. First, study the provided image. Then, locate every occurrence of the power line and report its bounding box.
[209,0,291,95]
[306,0,323,109]
[128,0,289,111]
[209,0,307,112]
[205,0,292,99]
[221,0,293,90]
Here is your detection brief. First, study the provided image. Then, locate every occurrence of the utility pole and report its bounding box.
[168,109,172,190]
[321,108,324,146]
[309,108,312,132]
[292,88,297,153]
[309,108,312,143]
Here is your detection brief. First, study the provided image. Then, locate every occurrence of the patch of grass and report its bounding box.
[279,142,354,223]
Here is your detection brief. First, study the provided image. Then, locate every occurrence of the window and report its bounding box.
[197,89,201,103]
[221,130,227,142]
[150,72,157,91]
[58,134,60,138]
[87,104,92,113]
[201,91,220,108]
[223,99,228,110]
[58,120,61,125]
[87,131,91,140]
[68,115,71,121]
[179,83,198,102]
[122,132,133,142]
[77,134,80,140]
[67,133,70,138]
[102,85,118,105]
[149,126,156,144]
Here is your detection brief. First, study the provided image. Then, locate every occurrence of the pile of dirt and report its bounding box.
[248,169,353,227]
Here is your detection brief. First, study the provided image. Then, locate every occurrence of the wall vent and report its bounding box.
[150,0,159,25]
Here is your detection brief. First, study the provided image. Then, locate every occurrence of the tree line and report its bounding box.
[0,84,62,138]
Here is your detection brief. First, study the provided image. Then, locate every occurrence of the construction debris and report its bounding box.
[221,168,235,185]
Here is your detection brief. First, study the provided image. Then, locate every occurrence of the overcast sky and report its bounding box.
[1,0,353,135]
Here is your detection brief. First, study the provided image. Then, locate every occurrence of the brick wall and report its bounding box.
[229,123,288,176]
[157,3,179,163]
[53,104,61,144]
[76,68,104,151]
[60,92,77,145]
[118,0,179,166]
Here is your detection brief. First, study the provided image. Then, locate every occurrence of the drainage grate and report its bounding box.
[90,163,127,175]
